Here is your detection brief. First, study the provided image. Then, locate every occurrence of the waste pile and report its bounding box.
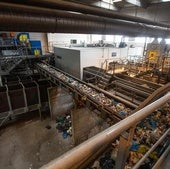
[126,103,170,168]
[88,103,170,169]
[56,112,72,139]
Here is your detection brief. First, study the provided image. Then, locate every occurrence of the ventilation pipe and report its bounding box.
[1,0,170,28]
[0,4,170,37]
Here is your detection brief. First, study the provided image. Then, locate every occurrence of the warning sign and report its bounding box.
[149,51,157,61]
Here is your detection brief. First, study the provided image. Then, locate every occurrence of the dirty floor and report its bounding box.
[0,118,74,169]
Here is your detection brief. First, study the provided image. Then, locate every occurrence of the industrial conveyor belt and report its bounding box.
[113,76,155,94]
[36,63,135,122]
[108,75,160,104]
[115,74,162,90]
[82,66,156,104]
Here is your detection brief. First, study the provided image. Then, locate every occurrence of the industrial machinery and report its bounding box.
[145,39,167,69]
[83,66,162,106]
[36,62,137,122]
[0,74,52,126]
[0,32,46,76]
[40,93,170,169]
[129,38,170,83]
[0,60,169,169]
[0,32,42,57]
[36,63,170,169]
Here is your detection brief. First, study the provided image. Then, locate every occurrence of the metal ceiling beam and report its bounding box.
[0,0,169,28]
[0,2,170,37]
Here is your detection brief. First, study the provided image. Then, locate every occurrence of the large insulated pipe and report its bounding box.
[1,0,170,28]
[40,92,170,169]
[0,5,170,37]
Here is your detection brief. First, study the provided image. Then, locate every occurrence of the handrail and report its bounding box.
[40,92,170,169]
[152,144,170,169]
[93,59,107,84]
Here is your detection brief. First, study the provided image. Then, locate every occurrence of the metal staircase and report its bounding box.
[0,56,23,75]
[98,73,112,89]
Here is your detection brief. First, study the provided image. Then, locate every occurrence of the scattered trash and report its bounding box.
[99,151,115,169]
[88,104,170,169]
[126,105,170,168]
[29,164,33,169]
[36,152,40,156]
[56,112,72,139]
[45,125,51,130]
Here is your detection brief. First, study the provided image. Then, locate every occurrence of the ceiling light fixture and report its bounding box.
[113,0,122,2]
[162,0,170,2]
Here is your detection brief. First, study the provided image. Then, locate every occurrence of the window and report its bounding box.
[70,39,77,44]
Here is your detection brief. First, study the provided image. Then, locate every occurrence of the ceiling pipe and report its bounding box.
[1,0,170,28]
[0,8,170,37]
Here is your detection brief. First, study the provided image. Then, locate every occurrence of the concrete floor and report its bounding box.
[72,108,109,145]
[0,118,74,169]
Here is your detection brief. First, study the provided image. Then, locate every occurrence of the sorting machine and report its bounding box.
[110,74,162,106]
[0,54,51,75]
[38,64,169,169]
[36,63,137,123]
[0,61,169,168]
[83,66,162,107]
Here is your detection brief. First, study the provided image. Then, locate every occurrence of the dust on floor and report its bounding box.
[0,118,74,169]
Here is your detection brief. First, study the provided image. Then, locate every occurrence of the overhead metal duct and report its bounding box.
[0,3,170,37]
[1,0,170,28]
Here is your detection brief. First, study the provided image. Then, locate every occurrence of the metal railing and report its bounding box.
[40,92,170,169]
[132,128,170,169]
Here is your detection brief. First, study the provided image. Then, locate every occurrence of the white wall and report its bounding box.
[54,46,144,79]
[80,47,128,79]
[48,33,148,57]
[48,33,89,47]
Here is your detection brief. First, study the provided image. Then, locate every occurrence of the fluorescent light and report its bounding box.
[102,0,111,3]
[103,0,122,3]
[162,0,170,2]
[113,0,122,2]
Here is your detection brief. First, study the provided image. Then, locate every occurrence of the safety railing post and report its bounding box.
[115,126,136,169]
